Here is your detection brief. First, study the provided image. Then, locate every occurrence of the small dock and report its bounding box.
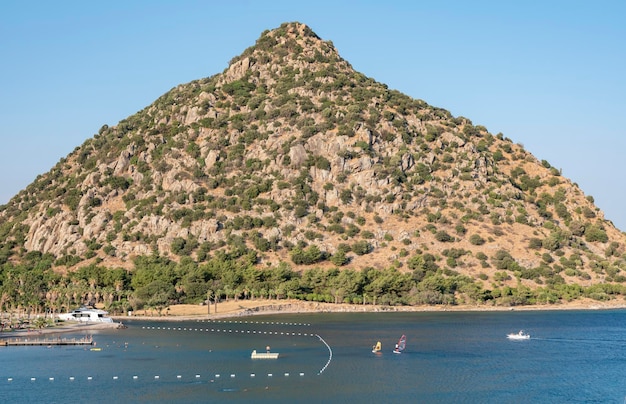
[0,336,94,347]
[251,349,279,359]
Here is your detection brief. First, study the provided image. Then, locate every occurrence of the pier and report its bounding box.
[0,336,93,347]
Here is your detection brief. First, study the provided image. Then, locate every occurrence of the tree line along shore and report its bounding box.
[2,252,626,330]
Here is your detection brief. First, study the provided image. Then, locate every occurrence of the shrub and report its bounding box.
[475,252,488,261]
[352,241,371,255]
[585,225,608,243]
[330,250,349,266]
[492,249,516,270]
[340,189,353,204]
[582,206,596,218]
[455,224,466,235]
[435,231,453,242]
[528,238,543,249]
[469,234,485,245]
[361,231,375,239]
[494,271,511,282]
[290,245,325,265]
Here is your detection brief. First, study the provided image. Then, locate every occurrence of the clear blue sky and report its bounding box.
[1,1,625,229]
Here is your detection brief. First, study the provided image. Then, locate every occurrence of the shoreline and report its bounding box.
[114,297,626,322]
[3,298,626,337]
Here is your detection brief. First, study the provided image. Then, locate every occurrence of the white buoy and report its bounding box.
[230,374,235,378]
[251,373,255,377]
[268,373,273,377]
[133,375,138,379]
[8,378,13,382]
[113,376,118,380]
[284,373,289,377]
[31,377,36,381]
[154,375,160,379]
[69,377,75,381]
[49,377,54,381]
[195,374,201,378]
[87,376,93,380]
[300,373,304,376]
[177,375,182,379]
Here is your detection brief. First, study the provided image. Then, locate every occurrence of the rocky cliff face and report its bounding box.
[1,22,624,290]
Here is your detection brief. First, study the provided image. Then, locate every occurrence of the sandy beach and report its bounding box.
[120,296,626,321]
[2,297,625,338]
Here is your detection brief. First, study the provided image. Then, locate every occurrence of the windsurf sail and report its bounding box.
[396,335,406,352]
[372,341,382,352]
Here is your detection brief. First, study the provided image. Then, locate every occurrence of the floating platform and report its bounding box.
[0,336,94,347]
[251,349,279,359]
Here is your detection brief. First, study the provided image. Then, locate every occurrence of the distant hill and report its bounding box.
[1,22,625,309]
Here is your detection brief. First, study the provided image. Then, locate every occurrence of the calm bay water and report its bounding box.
[2,310,626,403]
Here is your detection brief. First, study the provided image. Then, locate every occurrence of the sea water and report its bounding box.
[1,310,626,403]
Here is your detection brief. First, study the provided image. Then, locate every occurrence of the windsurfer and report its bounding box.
[393,335,406,354]
[372,341,382,353]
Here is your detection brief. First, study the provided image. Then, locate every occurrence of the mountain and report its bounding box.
[1,22,625,306]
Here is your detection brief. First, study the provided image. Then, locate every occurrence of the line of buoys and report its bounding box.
[198,320,311,327]
[316,334,332,375]
[6,372,307,382]
[141,325,315,337]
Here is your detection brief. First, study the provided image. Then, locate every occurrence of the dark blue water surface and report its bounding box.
[2,310,626,403]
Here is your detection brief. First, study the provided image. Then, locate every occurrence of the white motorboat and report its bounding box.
[507,330,530,340]
[58,306,114,323]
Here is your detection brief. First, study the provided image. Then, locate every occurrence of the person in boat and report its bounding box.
[266,345,271,353]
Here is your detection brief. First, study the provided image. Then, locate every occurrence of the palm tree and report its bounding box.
[206,290,213,314]
[222,285,230,302]
[214,289,223,313]
[114,280,124,301]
